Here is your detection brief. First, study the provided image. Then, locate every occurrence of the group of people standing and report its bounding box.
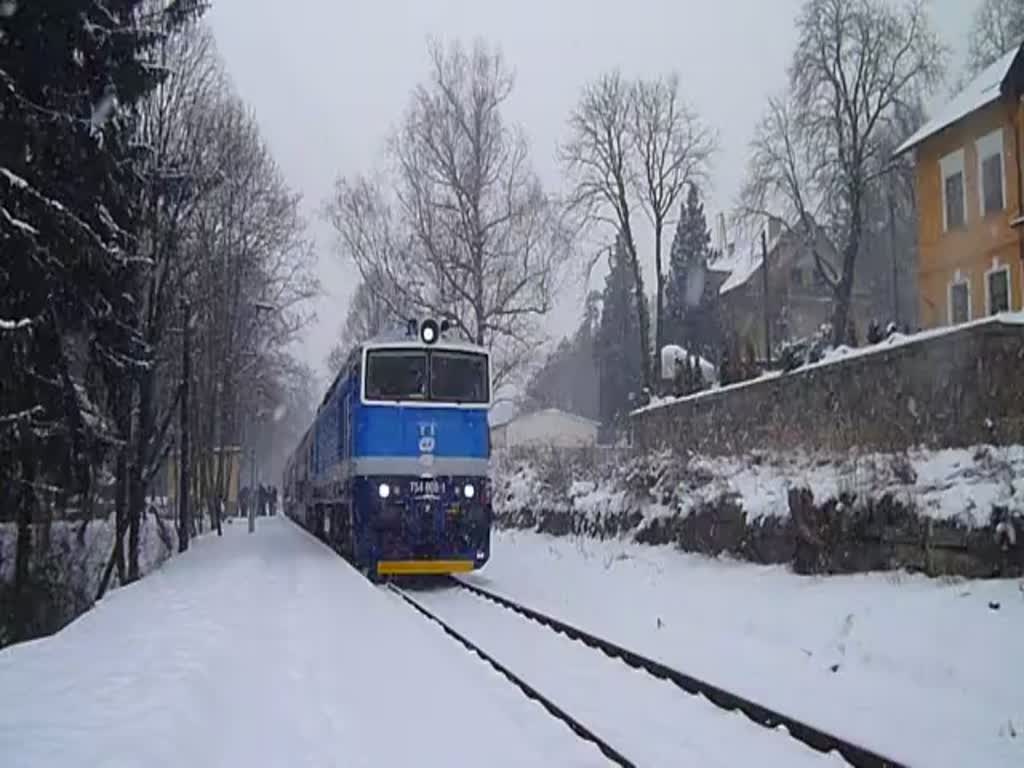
[239,484,277,519]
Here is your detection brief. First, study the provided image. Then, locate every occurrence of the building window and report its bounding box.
[977,129,1005,215]
[948,276,970,325]
[986,264,1011,314]
[940,149,966,231]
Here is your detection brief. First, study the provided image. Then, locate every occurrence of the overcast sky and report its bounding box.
[206,0,978,385]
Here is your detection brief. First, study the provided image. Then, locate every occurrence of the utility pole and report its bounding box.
[761,228,772,365]
[178,298,192,553]
[889,186,900,326]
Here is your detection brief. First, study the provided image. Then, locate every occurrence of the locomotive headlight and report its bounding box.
[377,482,391,499]
[420,318,439,345]
[463,482,476,499]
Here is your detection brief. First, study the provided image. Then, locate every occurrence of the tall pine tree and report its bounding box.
[663,184,719,360]
[0,0,205,639]
[594,234,644,431]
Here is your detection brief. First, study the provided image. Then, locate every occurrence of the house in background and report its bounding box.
[713,218,873,361]
[489,408,600,450]
[895,43,1024,328]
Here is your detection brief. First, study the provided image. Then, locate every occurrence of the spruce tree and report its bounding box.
[0,0,206,636]
[594,234,644,430]
[664,184,717,359]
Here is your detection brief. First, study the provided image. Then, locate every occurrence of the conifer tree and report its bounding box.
[594,234,644,429]
[664,184,717,358]
[0,0,205,637]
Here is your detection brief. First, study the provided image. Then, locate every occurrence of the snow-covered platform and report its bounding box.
[0,519,603,768]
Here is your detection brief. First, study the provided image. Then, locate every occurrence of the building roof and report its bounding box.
[895,45,1024,157]
[706,246,746,275]
[718,241,763,295]
[718,227,788,296]
[495,407,601,429]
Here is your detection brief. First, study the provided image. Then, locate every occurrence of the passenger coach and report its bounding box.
[283,318,493,579]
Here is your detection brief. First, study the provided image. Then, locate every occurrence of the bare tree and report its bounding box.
[98,14,225,591]
[968,0,1024,76]
[323,174,411,317]
[186,92,316,535]
[561,71,653,391]
[325,279,396,375]
[739,0,945,345]
[324,39,569,387]
[631,74,716,378]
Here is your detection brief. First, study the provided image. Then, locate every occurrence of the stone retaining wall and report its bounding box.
[631,317,1024,456]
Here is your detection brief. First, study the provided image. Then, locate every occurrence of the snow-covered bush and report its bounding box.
[0,513,175,647]
[492,444,1024,577]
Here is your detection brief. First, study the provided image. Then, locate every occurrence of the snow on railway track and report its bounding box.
[390,578,893,768]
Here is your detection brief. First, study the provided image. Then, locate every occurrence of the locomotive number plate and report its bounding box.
[410,479,442,496]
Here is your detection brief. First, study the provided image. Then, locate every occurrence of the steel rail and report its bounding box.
[388,583,635,767]
[452,577,905,768]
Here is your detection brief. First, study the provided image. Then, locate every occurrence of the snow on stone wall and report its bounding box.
[633,314,1024,456]
[492,444,1024,577]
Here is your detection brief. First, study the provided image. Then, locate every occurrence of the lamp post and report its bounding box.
[244,301,276,534]
[178,298,192,552]
[248,445,256,533]
[761,227,772,366]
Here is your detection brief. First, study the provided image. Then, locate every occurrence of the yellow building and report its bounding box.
[896,45,1024,328]
[165,446,243,517]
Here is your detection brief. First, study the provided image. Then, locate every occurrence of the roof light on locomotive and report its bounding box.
[420,318,439,344]
[406,316,453,345]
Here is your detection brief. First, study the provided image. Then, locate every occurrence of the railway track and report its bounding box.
[390,577,906,768]
[389,582,632,766]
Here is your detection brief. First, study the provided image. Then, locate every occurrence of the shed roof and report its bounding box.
[502,408,601,429]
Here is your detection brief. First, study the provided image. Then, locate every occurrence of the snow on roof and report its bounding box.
[718,243,762,295]
[895,45,1022,156]
[706,246,745,275]
[505,408,601,428]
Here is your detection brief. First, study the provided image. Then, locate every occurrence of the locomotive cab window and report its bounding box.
[430,351,489,404]
[365,350,428,401]
[363,346,489,404]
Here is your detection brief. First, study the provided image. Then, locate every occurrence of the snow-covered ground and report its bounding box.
[410,586,845,766]
[465,530,1024,768]
[0,518,605,768]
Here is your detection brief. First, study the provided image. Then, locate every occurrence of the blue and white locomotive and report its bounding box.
[283,318,492,579]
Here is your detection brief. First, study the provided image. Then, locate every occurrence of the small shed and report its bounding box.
[490,408,600,450]
[660,345,718,385]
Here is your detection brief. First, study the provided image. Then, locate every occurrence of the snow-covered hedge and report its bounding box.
[492,445,1024,577]
[0,512,176,647]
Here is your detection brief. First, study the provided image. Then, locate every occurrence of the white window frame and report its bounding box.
[984,260,1012,315]
[947,270,971,325]
[940,149,967,232]
[976,128,1006,216]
